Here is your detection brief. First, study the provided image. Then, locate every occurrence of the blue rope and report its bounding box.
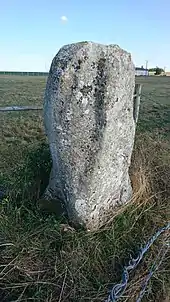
[105,222,170,302]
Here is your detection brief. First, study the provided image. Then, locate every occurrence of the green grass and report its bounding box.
[136,76,170,137]
[0,75,170,302]
[0,75,46,106]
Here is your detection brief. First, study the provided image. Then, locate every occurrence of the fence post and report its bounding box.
[133,84,142,123]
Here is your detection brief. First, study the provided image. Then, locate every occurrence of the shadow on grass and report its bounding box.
[0,143,65,235]
[9,142,52,207]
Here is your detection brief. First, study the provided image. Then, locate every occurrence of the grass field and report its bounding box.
[0,75,170,302]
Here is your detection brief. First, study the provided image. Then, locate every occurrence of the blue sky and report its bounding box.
[1,0,170,71]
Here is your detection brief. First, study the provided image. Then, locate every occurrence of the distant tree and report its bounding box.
[149,68,155,72]
[149,67,164,74]
[155,66,163,75]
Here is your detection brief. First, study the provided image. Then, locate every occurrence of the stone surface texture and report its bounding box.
[44,41,136,230]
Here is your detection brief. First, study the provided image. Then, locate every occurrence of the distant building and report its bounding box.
[149,70,170,76]
[135,67,149,76]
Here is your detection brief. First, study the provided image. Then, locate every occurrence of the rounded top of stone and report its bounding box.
[55,41,131,62]
[61,41,123,49]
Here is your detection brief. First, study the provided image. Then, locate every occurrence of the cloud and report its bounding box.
[60,15,68,23]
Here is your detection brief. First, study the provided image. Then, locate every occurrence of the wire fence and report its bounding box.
[0,71,48,76]
[105,222,170,302]
[0,84,142,113]
[0,106,43,112]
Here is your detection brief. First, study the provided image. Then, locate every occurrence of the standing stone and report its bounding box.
[44,41,136,231]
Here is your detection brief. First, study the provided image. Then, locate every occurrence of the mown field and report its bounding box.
[0,75,170,302]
